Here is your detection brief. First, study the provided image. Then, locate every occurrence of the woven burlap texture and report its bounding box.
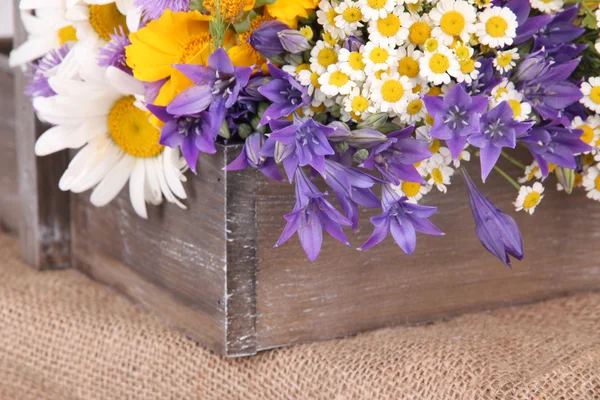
[0,233,599,400]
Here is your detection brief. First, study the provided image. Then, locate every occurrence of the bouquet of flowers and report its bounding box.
[10,0,600,266]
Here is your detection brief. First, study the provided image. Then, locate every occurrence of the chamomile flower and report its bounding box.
[338,48,367,81]
[453,41,474,60]
[363,42,398,73]
[419,46,460,85]
[456,58,480,84]
[505,94,532,122]
[406,14,433,47]
[493,49,519,74]
[518,161,543,184]
[310,40,339,74]
[397,93,427,123]
[490,79,516,103]
[426,153,454,193]
[316,0,344,39]
[475,7,518,48]
[335,0,364,36]
[580,77,600,113]
[369,72,414,114]
[342,87,372,121]
[514,182,544,214]
[319,64,357,96]
[396,46,423,82]
[572,116,600,149]
[358,0,396,21]
[393,180,431,203]
[298,68,328,105]
[530,0,563,13]
[283,62,312,77]
[583,165,600,201]
[429,0,477,46]
[367,8,411,47]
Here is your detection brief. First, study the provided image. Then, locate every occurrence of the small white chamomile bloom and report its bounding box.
[309,41,340,74]
[580,77,600,113]
[334,0,364,36]
[429,0,477,45]
[318,64,357,96]
[397,93,427,123]
[490,79,516,103]
[530,0,563,13]
[583,165,600,201]
[475,6,518,48]
[514,182,544,215]
[297,68,328,105]
[496,90,532,122]
[396,45,424,81]
[406,14,433,47]
[426,153,454,193]
[282,62,311,77]
[456,57,481,84]
[338,48,367,81]
[358,0,397,21]
[392,180,431,203]
[419,45,460,85]
[453,42,474,61]
[571,115,600,149]
[367,8,412,47]
[494,49,520,74]
[363,42,398,73]
[518,161,543,184]
[342,87,372,122]
[369,73,414,114]
[316,0,345,39]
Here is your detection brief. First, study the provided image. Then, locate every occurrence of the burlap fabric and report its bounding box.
[0,233,599,399]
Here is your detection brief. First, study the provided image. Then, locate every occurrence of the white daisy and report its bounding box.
[580,77,600,113]
[426,153,454,193]
[530,0,563,14]
[357,0,396,21]
[493,48,520,74]
[571,115,600,149]
[453,41,474,61]
[514,182,544,215]
[318,64,357,96]
[456,57,481,84]
[309,40,340,74]
[362,42,398,74]
[334,0,364,36]
[33,48,187,218]
[429,0,477,45]
[475,7,518,48]
[419,45,460,85]
[396,93,427,123]
[495,89,532,121]
[367,8,411,47]
[342,87,372,122]
[282,62,311,77]
[369,72,414,114]
[9,2,73,67]
[490,79,516,103]
[338,48,367,82]
[396,45,424,82]
[392,180,431,203]
[583,165,600,201]
[518,161,543,184]
[316,0,345,39]
[406,14,433,47]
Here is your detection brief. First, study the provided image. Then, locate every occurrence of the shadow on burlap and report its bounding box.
[0,233,598,400]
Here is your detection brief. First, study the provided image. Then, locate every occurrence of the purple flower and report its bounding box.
[534,6,585,48]
[424,84,488,159]
[258,63,309,125]
[343,35,365,52]
[508,0,552,45]
[146,103,220,173]
[359,186,443,254]
[25,44,70,98]
[249,20,289,57]
[468,101,533,182]
[360,125,431,185]
[461,168,523,268]
[261,117,335,179]
[98,27,131,73]
[134,0,190,20]
[466,58,502,95]
[520,117,592,177]
[226,133,284,181]
[278,30,311,54]
[275,169,352,261]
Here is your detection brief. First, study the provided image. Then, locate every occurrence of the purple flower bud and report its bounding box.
[347,128,388,148]
[248,20,289,58]
[278,30,311,53]
[513,51,550,82]
[343,35,365,52]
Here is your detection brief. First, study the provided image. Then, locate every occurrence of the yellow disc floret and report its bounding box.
[57,25,77,45]
[429,53,450,73]
[381,80,405,103]
[402,181,422,197]
[485,16,508,37]
[409,21,431,45]
[398,57,420,78]
[89,4,128,41]
[377,14,401,37]
[440,11,465,36]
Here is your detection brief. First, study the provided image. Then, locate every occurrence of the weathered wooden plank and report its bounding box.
[13,1,71,269]
[253,159,600,350]
[0,54,19,235]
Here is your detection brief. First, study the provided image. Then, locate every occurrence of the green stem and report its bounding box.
[500,151,526,170]
[493,166,521,191]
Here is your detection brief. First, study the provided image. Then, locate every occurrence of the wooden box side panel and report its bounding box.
[253,162,600,350]
[0,55,19,235]
[71,148,230,353]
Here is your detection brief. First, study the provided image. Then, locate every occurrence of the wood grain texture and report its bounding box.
[13,1,71,269]
[0,54,19,235]
[253,158,600,351]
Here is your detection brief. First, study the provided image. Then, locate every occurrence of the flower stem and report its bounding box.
[493,166,521,191]
[500,151,526,170]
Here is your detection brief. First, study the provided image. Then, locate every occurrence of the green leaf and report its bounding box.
[189,0,207,12]
[254,0,277,6]
[234,18,251,33]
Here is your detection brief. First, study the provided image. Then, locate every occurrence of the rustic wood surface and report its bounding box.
[13,2,71,269]
[253,158,600,351]
[0,54,19,235]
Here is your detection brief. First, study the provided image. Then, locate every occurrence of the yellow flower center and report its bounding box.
[374,69,389,79]
[398,57,420,78]
[409,21,431,45]
[326,8,338,25]
[311,103,326,113]
[342,6,362,22]
[369,47,389,63]
[595,175,600,191]
[204,0,254,21]
[407,99,423,115]
[508,99,522,117]
[425,113,434,126]
[440,11,465,36]
[523,192,541,210]
[428,87,443,96]
[494,87,508,100]
[322,31,338,46]
[429,53,450,74]
[485,16,508,38]
[89,4,128,42]
[351,95,369,114]
[429,139,441,153]
[590,86,600,104]
[367,0,387,9]
[108,96,163,158]
[178,33,212,63]
[300,26,314,40]
[527,166,539,181]
[431,168,444,184]
[424,38,438,52]
[578,125,595,144]
[317,47,338,67]
[348,52,366,70]
[455,45,470,60]
[459,58,475,74]
[583,153,595,165]
[310,72,321,88]
[381,80,405,103]
[406,1,421,12]
[57,25,78,45]
[329,71,350,87]
[497,53,513,67]
[402,181,422,197]
[412,84,423,94]
[296,63,311,74]
[377,14,401,37]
